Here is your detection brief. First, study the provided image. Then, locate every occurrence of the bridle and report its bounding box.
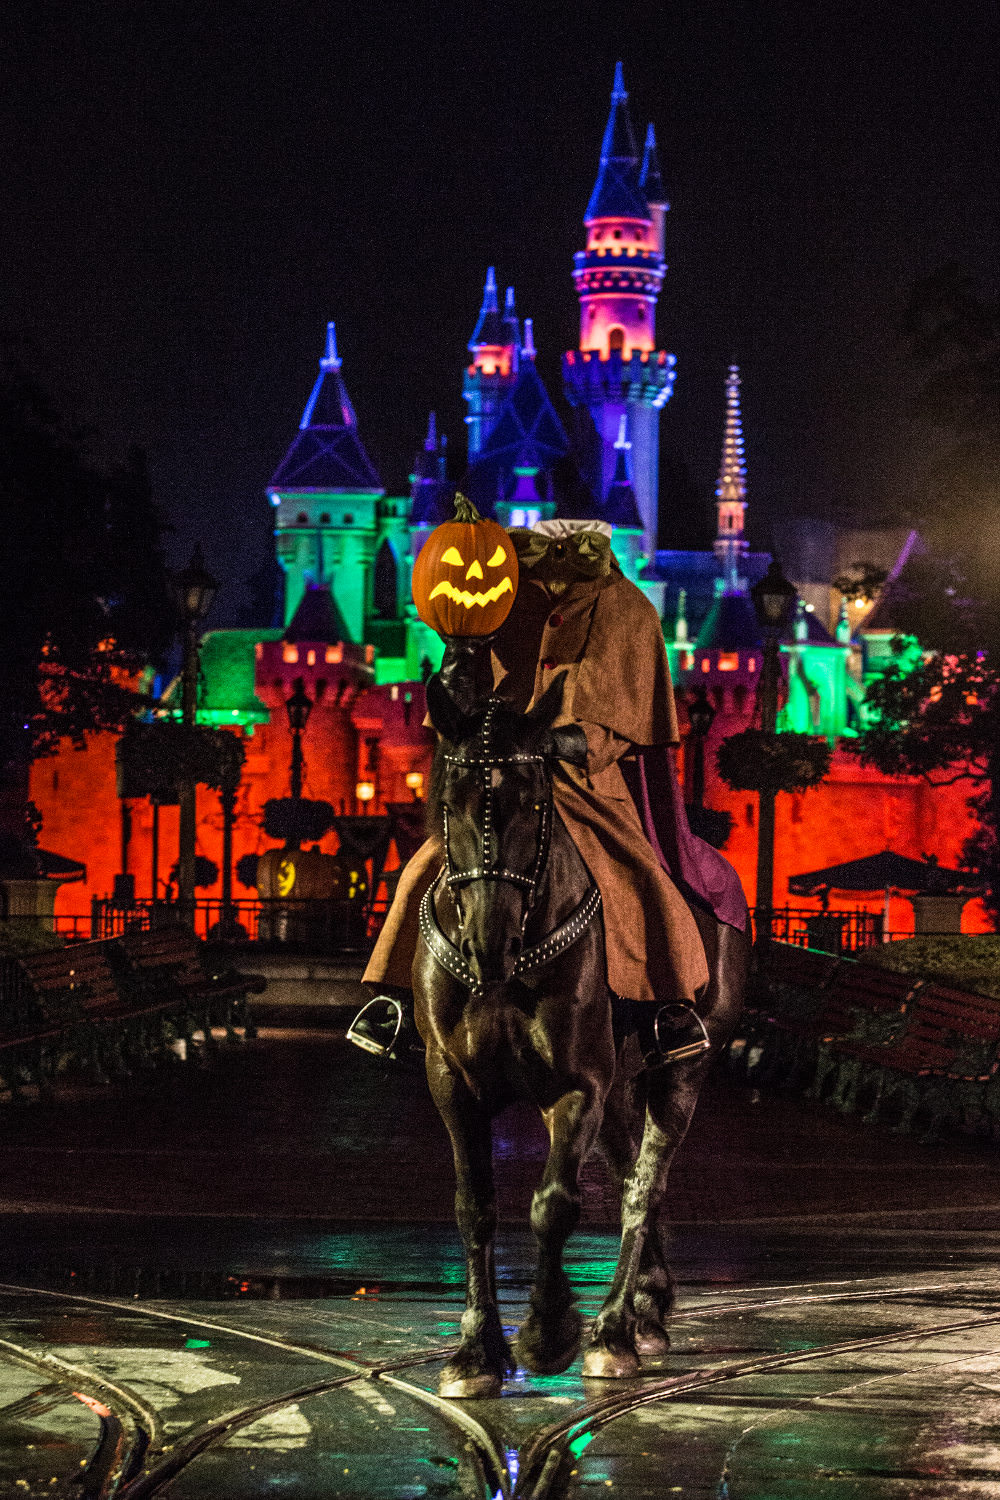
[419,697,601,990]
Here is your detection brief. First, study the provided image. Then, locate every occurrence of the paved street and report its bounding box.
[4,1015,1000,1496]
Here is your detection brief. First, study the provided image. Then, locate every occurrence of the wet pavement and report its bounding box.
[4,1021,1000,1495]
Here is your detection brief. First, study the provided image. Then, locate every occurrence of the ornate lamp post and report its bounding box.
[285,677,313,817]
[686,686,716,816]
[750,558,797,940]
[170,546,217,927]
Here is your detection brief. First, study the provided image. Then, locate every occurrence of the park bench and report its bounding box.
[815,979,1000,1138]
[736,940,1000,1141]
[117,926,264,1041]
[733,943,914,1091]
[0,931,264,1102]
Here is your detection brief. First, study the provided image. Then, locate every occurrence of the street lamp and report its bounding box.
[686,686,716,816]
[750,558,797,940]
[170,545,217,927]
[285,677,313,807]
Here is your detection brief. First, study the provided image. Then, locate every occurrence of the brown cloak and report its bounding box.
[364,568,708,1003]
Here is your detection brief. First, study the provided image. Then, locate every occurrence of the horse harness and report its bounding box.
[419,697,602,990]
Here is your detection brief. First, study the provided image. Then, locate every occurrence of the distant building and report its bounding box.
[29,65,987,932]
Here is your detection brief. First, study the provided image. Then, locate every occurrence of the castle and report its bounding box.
[29,64,987,933]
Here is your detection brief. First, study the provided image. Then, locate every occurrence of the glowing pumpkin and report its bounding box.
[412,494,518,637]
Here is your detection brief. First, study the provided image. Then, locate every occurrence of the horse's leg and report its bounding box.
[595,1070,671,1357]
[583,1052,711,1377]
[516,1086,604,1375]
[427,1058,513,1398]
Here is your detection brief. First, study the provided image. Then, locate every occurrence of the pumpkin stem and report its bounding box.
[452,492,482,524]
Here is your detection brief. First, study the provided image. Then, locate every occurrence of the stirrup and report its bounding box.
[346,996,403,1058]
[650,1003,711,1065]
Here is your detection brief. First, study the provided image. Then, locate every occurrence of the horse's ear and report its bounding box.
[550,723,589,767]
[526,670,568,734]
[426,671,474,744]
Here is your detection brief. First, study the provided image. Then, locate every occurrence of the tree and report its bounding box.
[852,266,1000,913]
[903,263,1000,630]
[0,364,173,868]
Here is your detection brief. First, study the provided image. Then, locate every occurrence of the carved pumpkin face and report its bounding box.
[412,499,518,637]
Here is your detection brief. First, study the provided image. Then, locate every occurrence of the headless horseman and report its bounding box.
[349,520,748,1066]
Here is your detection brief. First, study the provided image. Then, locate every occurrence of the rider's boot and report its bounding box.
[634,1001,711,1069]
[346,985,425,1066]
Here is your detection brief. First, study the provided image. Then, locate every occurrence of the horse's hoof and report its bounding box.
[581,1346,641,1379]
[515,1307,582,1375]
[636,1328,671,1357]
[438,1371,503,1399]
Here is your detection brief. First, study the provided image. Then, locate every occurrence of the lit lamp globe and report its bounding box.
[751,559,797,632]
[171,545,218,624]
[412,493,518,637]
[355,781,376,805]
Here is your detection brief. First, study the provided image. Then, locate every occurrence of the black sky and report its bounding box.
[3,0,997,625]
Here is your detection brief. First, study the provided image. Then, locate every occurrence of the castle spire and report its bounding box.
[713,364,749,594]
[603,413,643,529]
[321,320,341,369]
[584,61,648,222]
[640,123,669,256]
[563,65,675,561]
[464,268,520,459]
[522,317,536,361]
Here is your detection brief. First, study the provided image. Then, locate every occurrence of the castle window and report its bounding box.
[636,304,645,320]
[325,644,343,664]
[613,228,622,239]
[608,327,625,354]
[296,512,308,525]
[374,538,398,617]
[343,513,354,526]
[283,645,299,664]
[306,649,316,666]
[717,653,739,671]
[320,512,331,524]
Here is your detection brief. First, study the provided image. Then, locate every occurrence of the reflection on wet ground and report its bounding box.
[4,1028,1000,1494]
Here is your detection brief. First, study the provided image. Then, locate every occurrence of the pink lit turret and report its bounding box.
[562,63,676,560]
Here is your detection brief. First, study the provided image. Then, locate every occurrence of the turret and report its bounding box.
[464,268,520,459]
[562,63,676,558]
[640,123,669,257]
[713,365,749,595]
[268,321,384,637]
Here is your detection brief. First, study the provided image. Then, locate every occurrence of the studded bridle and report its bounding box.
[419,697,601,990]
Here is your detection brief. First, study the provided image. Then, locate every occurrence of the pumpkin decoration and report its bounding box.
[412,493,518,637]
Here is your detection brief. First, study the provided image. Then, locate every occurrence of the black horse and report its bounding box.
[416,671,748,1398]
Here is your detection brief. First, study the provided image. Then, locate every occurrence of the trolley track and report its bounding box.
[514,1297,1000,1497]
[3,1273,1000,1499]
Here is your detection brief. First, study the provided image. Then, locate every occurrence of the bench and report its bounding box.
[732,943,916,1092]
[118,926,265,1042]
[817,980,1000,1138]
[737,941,1000,1141]
[0,931,265,1102]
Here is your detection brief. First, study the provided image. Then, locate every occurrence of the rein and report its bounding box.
[424,697,601,990]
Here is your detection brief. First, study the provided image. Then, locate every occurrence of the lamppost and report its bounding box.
[285,677,313,824]
[686,686,716,817]
[171,546,217,927]
[750,558,797,941]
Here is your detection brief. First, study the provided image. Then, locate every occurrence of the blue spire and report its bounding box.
[269,322,382,490]
[585,62,649,222]
[639,123,668,207]
[469,267,510,348]
[602,414,643,528]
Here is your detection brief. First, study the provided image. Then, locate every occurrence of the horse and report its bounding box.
[414,669,748,1398]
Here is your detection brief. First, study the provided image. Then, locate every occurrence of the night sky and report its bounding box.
[4,0,996,626]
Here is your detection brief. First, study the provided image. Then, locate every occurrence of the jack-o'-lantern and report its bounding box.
[412,494,518,637]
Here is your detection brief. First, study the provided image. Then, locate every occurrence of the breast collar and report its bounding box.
[422,697,601,990]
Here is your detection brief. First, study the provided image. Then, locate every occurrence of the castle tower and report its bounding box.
[268,322,385,642]
[562,63,676,557]
[463,269,521,460]
[714,364,750,594]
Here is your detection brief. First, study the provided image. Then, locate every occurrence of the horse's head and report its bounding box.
[426,671,587,985]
